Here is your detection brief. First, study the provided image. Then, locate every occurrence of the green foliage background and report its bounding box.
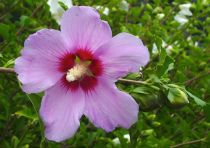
[0,0,210,147]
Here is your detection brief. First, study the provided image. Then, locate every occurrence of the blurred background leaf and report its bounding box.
[0,0,209,147]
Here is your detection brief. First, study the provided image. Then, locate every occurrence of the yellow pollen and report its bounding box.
[66,63,88,82]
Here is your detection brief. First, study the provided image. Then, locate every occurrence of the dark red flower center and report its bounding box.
[58,49,103,92]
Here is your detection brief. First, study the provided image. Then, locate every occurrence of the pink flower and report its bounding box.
[14,6,149,142]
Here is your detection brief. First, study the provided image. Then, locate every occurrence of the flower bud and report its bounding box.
[152,121,161,127]
[141,129,155,137]
[146,4,153,11]
[167,87,189,108]
[147,114,156,120]
[153,7,163,13]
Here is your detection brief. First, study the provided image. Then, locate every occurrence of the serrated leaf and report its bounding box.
[185,90,206,106]
[15,107,38,120]
[157,55,174,77]
[4,59,15,67]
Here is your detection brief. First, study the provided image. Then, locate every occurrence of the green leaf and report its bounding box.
[0,23,10,39]
[58,1,68,10]
[185,90,206,107]
[157,55,174,77]
[3,59,15,67]
[15,107,38,120]
[20,15,30,26]
[154,35,162,50]
[204,104,210,122]
[132,87,150,94]
[11,136,19,148]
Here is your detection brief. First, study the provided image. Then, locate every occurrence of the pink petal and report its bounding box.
[84,77,139,131]
[61,6,112,51]
[40,81,85,142]
[95,33,150,79]
[15,29,70,93]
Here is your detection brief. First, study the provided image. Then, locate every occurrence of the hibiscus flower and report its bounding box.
[15,6,149,142]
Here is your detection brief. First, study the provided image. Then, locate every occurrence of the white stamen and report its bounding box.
[66,64,87,82]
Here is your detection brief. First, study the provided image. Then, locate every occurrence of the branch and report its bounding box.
[0,0,21,21]
[0,4,44,52]
[185,71,210,86]
[170,138,205,148]
[16,4,43,35]
[118,78,148,85]
[0,67,15,73]
[0,67,148,85]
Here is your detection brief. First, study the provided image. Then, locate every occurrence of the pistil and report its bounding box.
[66,63,88,82]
